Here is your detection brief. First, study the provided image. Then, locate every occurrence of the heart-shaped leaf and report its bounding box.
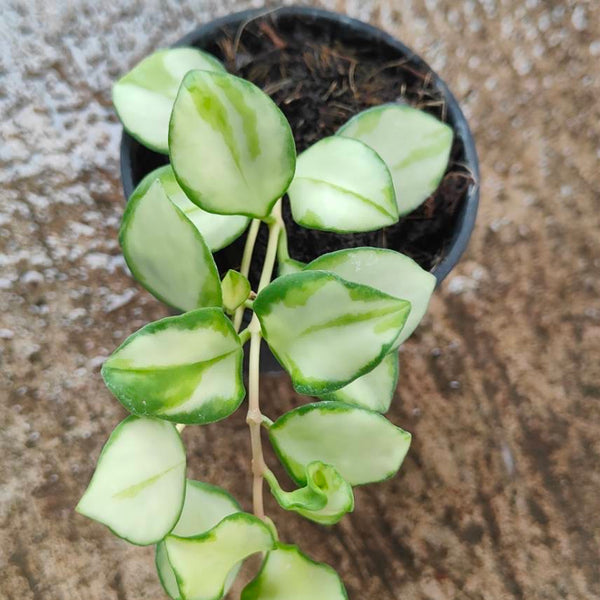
[101,308,245,425]
[253,271,411,395]
[265,461,354,525]
[134,165,249,252]
[319,351,399,413]
[120,177,222,312]
[76,416,186,545]
[169,70,296,218]
[269,402,411,486]
[241,544,348,600]
[113,47,225,153]
[305,247,436,347]
[156,481,241,600]
[221,270,251,313]
[337,104,453,215]
[287,136,398,232]
[165,513,275,600]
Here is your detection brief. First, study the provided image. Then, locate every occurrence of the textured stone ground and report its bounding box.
[1,1,599,599]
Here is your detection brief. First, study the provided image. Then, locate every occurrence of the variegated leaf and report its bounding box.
[265,461,354,525]
[287,136,398,232]
[101,308,245,425]
[305,247,435,347]
[164,513,275,600]
[134,165,249,252]
[320,351,399,413]
[337,104,453,215]
[253,271,411,395]
[169,70,296,218]
[76,416,186,545]
[156,481,241,600]
[120,177,222,312]
[242,544,348,600]
[113,47,225,153]
[269,402,411,486]
[278,257,306,276]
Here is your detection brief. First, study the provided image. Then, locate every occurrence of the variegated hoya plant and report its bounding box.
[78,46,453,599]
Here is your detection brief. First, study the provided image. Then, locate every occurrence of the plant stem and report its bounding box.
[234,218,261,332]
[259,211,283,292]
[247,322,266,519]
[240,219,261,279]
[175,208,282,488]
[238,327,251,345]
[246,201,283,520]
[276,218,290,264]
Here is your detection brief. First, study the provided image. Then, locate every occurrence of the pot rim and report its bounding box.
[120,5,480,284]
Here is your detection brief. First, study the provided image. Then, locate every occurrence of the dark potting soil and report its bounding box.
[205,13,474,287]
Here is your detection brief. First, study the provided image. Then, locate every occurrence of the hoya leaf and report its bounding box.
[269,402,411,486]
[165,513,275,600]
[253,271,411,395]
[320,351,399,413]
[120,178,222,311]
[156,480,241,600]
[76,416,186,545]
[241,544,348,600]
[173,480,240,536]
[169,70,296,218]
[305,247,436,347]
[222,270,251,313]
[264,517,279,541]
[265,461,354,525]
[287,136,398,233]
[157,544,241,600]
[101,308,245,425]
[337,104,453,215]
[278,257,305,276]
[156,541,183,600]
[134,165,249,252]
[113,47,225,153]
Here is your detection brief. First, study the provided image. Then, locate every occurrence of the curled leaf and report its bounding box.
[265,461,354,525]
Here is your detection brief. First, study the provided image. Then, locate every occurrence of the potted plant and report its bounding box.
[78,7,479,600]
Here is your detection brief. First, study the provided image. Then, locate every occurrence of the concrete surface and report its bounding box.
[1,1,599,599]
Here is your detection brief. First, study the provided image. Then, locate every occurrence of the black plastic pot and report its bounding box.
[119,6,479,371]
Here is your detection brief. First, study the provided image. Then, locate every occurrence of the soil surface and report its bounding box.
[127,13,473,280]
[1,2,600,600]
[211,14,473,282]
